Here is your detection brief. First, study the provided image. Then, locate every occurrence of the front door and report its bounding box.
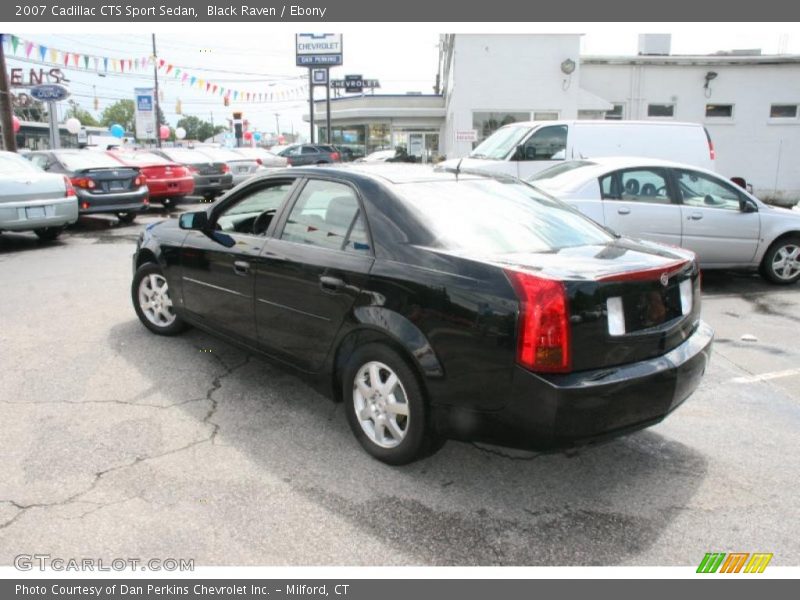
[180,178,298,341]
[255,177,374,371]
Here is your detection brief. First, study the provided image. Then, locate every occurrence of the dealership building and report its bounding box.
[310,34,800,203]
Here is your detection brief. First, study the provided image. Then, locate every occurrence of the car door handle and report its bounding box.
[319,275,345,292]
[233,260,250,275]
[687,213,703,221]
[617,207,631,215]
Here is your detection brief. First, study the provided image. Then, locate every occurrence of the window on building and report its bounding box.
[605,104,624,120]
[770,104,798,119]
[472,112,529,145]
[705,104,734,118]
[577,110,604,120]
[647,103,675,118]
[533,111,559,121]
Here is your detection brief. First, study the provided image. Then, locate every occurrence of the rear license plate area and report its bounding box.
[25,206,47,219]
[108,180,125,191]
[607,280,691,336]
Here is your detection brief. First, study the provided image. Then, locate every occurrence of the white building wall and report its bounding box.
[443,34,583,159]
[580,62,800,202]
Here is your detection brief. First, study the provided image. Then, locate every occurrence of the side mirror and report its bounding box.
[739,199,758,213]
[179,211,209,230]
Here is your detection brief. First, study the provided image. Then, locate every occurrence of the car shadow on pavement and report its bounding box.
[108,320,708,566]
[0,232,68,254]
[700,269,779,296]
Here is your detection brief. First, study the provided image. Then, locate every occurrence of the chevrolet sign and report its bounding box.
[296,33,343,67]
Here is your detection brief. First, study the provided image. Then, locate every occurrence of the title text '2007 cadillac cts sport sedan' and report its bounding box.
[131,165,713,464]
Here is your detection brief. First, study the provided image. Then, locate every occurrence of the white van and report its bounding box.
[442,120,716,179]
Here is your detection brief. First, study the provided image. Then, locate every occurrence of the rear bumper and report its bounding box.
[193,174,233,196]
[0,196,79,231]
[435,321,714,450]
[146,177,194,199]
[75,187,149,214]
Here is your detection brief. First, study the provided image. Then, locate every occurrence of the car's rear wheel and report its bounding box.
[761,236,800,284]
[343,343,441,464]
[132,263,188,335]
[34,227,63,241]
[118,212,136,224]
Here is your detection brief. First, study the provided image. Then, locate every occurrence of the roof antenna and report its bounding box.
[455,157,463,180]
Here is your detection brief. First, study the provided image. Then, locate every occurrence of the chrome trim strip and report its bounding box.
[183,276,249,298]
[256,297,331,322]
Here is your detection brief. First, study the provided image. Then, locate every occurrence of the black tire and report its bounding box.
[760,235,800,285]
[131,263,189,336]
[118,212,136,224]
[342,343,442,465]
[161,197,175,210]
[34,227,63,241]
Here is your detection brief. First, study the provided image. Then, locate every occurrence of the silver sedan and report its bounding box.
[529,157,800,284]
[0,151,78,241]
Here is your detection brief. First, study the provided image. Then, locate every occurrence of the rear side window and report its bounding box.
[281,179,370,252]
[301,146,319,155]
[600,169,672,204]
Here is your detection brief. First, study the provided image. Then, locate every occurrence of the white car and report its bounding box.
[357,149,397,163]
[529,157,800,284]
[0,151,78,241]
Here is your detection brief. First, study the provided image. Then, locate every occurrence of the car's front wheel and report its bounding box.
[761,236,800,284]
[34,227,63,241]
[131,263,188,335]
[343,343,442,464]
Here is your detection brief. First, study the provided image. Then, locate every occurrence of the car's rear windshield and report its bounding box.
[57,152,126,170]
[469,125,531,160]
[160,149,214,164]
[111,152,171,165]
[395,179,613,255]
[0,153,41,174]
[196,148,246,162]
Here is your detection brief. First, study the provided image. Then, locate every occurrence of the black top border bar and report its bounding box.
[3,0,800,22]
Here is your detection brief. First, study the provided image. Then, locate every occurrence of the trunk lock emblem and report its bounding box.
[660,272,670,286]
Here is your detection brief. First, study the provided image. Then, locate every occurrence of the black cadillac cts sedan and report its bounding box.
[131,165,713,464]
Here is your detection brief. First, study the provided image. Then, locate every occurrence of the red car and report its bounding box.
[108,150,194,209]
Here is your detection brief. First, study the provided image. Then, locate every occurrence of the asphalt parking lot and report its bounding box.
[1,205,799,567]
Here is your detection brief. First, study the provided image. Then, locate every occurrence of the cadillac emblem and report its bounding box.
[660,272,670,287]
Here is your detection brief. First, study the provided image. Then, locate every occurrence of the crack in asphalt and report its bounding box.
[0,351,253,531]
[469,442,544,461]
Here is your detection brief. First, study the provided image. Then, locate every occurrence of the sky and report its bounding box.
[5,30,799,141]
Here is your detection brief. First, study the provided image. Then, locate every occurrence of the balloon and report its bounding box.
[159,125,170,140]
[243,131,253,141]
[65,118,81,135]
[109,124,124,138]
[253,132,262,142]
[12,116,21,133]
[175,127,186,140]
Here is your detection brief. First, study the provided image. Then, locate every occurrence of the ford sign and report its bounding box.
[30,84,70,102]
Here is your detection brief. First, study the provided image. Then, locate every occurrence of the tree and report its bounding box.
[176,115,225,142]
[65,100,99,127]
[100,99,135,131]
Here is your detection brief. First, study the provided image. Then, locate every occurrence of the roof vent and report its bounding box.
[638,34,671,56]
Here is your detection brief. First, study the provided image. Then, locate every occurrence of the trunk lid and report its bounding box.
[0,172,67,203]
[75,167,140,194]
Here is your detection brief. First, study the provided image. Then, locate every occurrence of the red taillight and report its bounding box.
[63,175,75,197]
[221,164,231,174]
[595,260,688,283]
[506,270,571,373]
[705,127,716,160]
[80,201,90,210]
[70,177,96,190]
[331,152,340,161]
[256,158,263,165]
[134,175,145,186]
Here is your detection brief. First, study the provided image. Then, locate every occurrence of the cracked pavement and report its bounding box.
[1,210,799,566]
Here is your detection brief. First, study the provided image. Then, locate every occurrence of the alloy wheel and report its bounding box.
[771,243,800,281]
[137,273,176,327]
[352,361,410,449]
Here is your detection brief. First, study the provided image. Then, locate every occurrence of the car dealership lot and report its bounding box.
[1,210,798,566]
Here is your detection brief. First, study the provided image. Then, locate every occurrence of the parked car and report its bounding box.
[27,149,148,223]
[0,150,78,240]
[131,164,713,464]
[108,150,194,210]
[232,147,289,168]
[527,157,800,284]
[357,149,397,163]
[277,144,341,166]
[441,120,716,180]
[151,148,233,201]
[194,147,262,187]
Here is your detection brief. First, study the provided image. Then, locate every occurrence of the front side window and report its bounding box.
[215,182,294,235]
[519,125,568,161]
[600,169,671,204]
[675,169,743,211]
[281,179,369,252]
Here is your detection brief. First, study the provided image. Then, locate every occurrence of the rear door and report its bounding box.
[599,167,682,247]
[180,178,299,341]
[254,177,374,371]
[672,168,760,265]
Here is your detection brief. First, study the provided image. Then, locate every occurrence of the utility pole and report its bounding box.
[152,33,162,148]
[275,113,280,137]
[307,69,315,143]
[325,68,331,144]
[0,34,18,152]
